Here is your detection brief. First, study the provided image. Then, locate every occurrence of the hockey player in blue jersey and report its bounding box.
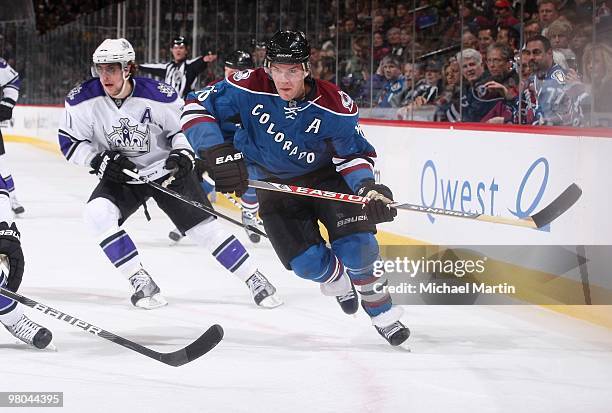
[183,31,409,346]
[0,176,53,349]
[58,38,282,310]
[169,50,263,244]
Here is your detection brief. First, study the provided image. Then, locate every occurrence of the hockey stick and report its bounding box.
[202,173,264,225]
[122,169,267,238]
[248,180,582,230]
[0,286,223,366]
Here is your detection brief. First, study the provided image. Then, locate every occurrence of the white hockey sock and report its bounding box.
[186,218,258,282]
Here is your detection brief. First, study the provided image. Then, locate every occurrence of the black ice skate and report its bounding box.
[246,270,283,308]
[10,195,25,215]
[4,314,53,349]
[320,273,359,315]
[375,320,410,346]
[335,282,359,315]
[129,269,168,309]
[242,211,261,244]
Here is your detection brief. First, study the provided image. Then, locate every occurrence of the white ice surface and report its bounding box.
[1,142,612,413]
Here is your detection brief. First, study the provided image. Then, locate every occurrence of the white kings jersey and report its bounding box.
[58,77,192,181]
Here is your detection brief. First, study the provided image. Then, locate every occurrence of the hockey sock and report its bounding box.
[185,219,258,282]
[99,229,142,278]
[0,155,15,193]
[240,189,259,217]
[347,263,393,317]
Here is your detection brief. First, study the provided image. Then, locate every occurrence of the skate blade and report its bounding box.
[258,294,284,309]
[134,294,168,310]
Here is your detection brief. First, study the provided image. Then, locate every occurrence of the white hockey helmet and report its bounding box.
[92,38,135,69]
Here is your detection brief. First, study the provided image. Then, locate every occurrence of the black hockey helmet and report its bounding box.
[172,36,188,47]
[225,50,254,70]
[265,30,310,69]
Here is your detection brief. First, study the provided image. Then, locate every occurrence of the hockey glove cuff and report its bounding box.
[201,143,248,196]
[90,151,137,183]
[0,221,24,292]
[357,180,397,224]
[165,148,196,186]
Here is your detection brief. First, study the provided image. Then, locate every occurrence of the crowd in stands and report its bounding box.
[4,0,612,126]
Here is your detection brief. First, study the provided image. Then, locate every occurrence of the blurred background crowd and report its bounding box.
[1,0,611,127]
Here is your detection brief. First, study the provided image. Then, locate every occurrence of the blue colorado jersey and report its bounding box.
[181,68,376,193]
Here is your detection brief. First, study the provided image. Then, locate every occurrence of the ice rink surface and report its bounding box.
[1,141,612,413]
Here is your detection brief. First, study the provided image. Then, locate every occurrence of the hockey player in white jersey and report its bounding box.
[58,38,281,309]
[0,176,53,349]
[0,57,25,215]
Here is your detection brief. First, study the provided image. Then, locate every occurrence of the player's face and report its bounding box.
[172,45,188,61]
[268,63,307,101]
[95,63,126,96]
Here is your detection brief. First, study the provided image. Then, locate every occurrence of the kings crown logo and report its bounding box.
[104,118,150,156]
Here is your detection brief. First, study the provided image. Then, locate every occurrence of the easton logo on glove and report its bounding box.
[215,152,243,165]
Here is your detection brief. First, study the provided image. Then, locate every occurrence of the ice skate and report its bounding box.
[242,211,261,244]
[245,270,283,308]
[4,314,53,349]
[129,269,167,309]
[320,272,359,315]
[168,227,184,243]
[375,320,410,347]
[10,195,25,215]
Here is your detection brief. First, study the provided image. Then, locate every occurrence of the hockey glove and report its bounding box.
[201,143,248,196]
[357,180,398,224]
[194,158,208,182]
[90,151,137,184]
[0,105,13,122]
[164,148,195,186]
[0,221,24,292]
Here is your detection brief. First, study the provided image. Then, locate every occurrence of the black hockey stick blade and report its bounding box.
[530,183,582,229]
[0,287,224,366]
[157,324,224,366]
[123,169,267,238]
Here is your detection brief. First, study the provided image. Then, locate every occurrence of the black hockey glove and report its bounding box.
[357,180,398,224]
[0,221,24,292]
[0,105,13,122]
[200,143,248,196]
[194,158,208,182]
[164,148,195,186]
[90,151,137,184]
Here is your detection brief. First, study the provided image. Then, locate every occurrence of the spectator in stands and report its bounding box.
[448,48,511,122]
[547,19,573,50]
[387,27,404,57]
[433,59,461,121]
[582,42,612,112]
[462,29,480,50]
[518,35,575,125]
[538,0,560,34]
[482,43,520,104]
[373,31,390,67]
[497,25,521,52]
[478,25,497,63]
[376,55,407,108]
[252,42,266,67]
[397,60,443,120]
[493,0,519,27]
[523,20,543,44]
